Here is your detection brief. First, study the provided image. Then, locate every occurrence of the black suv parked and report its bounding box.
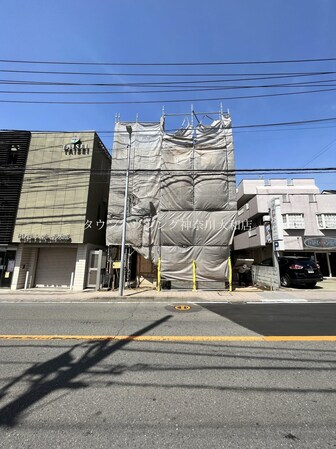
[259,256,323,288]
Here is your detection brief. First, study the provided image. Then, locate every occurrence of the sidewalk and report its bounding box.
[0,284,335,303]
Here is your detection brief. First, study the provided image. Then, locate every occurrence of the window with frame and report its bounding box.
[7,146,19,164]
[317,213,336,229]
[282,213,305,229]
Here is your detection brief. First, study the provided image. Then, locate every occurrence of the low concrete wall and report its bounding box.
[252,265,279,290]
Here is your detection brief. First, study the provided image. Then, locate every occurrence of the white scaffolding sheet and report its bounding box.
[106,114,237,283]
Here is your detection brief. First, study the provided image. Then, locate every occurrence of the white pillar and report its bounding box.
[24,271,30,289]
[95,250,103,291]
[326,253,332,278]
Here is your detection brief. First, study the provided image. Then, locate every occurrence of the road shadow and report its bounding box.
[198,303,336,336]
[0,315,172,427]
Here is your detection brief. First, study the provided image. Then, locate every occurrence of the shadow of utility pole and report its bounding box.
[0,315,172,427]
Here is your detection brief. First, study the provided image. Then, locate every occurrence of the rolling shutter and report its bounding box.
[35,247,77,288]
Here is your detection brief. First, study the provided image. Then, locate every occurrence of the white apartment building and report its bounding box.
[233,179,336,278]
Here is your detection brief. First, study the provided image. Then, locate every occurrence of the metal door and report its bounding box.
[86,250,104,289]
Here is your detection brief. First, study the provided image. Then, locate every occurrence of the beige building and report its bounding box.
[11,132,111,290]
[234,179,336,278]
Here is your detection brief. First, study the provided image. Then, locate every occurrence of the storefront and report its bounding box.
[303,236,336,278]
[315,252,336,277]
[11,242,107,290]
[34,247,77,288]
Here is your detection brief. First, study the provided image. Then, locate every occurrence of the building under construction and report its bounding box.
[106,110,237,290]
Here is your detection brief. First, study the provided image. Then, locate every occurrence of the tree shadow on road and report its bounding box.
[0,315,172,427]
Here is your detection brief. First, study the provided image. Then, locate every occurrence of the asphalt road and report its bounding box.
[0,302,335,449]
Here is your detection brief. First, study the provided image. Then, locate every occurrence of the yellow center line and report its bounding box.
[0,335,335,342]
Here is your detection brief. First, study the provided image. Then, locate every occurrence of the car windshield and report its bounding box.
[291,259,317,266]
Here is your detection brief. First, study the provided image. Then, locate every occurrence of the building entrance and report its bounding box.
[315,252,336,278]
[0,249,16,288]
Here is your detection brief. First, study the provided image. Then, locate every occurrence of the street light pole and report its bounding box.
[119,125,132,296]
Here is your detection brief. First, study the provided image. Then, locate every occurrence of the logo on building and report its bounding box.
[18,234,72,243]
[64,138,90,155]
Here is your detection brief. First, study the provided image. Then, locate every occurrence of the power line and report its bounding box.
[1,167,335,174]
[1,69,336,78]
[3,115,336,134]
[303,138,336,168]
[1,56,336,66]
[2,73,336,87]
[233,116,336,129]
[233,124,336,134]
[4,124,336,139]
[1,86,336,104]
[4,80,336,96]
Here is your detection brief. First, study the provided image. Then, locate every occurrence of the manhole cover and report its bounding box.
[174,305,191,311]
[165,304,202,313]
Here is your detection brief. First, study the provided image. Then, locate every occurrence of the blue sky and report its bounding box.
[1,0,336,189]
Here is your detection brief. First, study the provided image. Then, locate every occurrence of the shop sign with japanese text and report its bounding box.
[303,236,336,250]
[18,234,72,243]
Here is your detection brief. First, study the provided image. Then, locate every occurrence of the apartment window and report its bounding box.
[7,145,19,164]
[317,213,336,229]
[309,194,317,203]
[282,194,290,203]
[282,213,305,229]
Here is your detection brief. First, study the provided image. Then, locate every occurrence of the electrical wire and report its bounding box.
[4,80,336,96]
[2,73,336,87]
[3,115,336,134]
[303,138,336,167]
[2,69,336,78]
[1,166,335,174]
[1,86,336,104]
[1,56,336,65]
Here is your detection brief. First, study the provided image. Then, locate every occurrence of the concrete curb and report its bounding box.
[0,288,335,303]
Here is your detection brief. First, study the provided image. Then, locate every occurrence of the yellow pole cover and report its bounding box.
[192,260,197,291]
[157,257,161,292]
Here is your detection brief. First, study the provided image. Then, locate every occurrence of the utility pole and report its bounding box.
[269,197,284,289]
[119,125,132,296]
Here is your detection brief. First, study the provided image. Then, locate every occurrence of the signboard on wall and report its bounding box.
[7,260,15,272]
[303,236,336,250]
[18,234,71,243]
[269,197,284,251]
